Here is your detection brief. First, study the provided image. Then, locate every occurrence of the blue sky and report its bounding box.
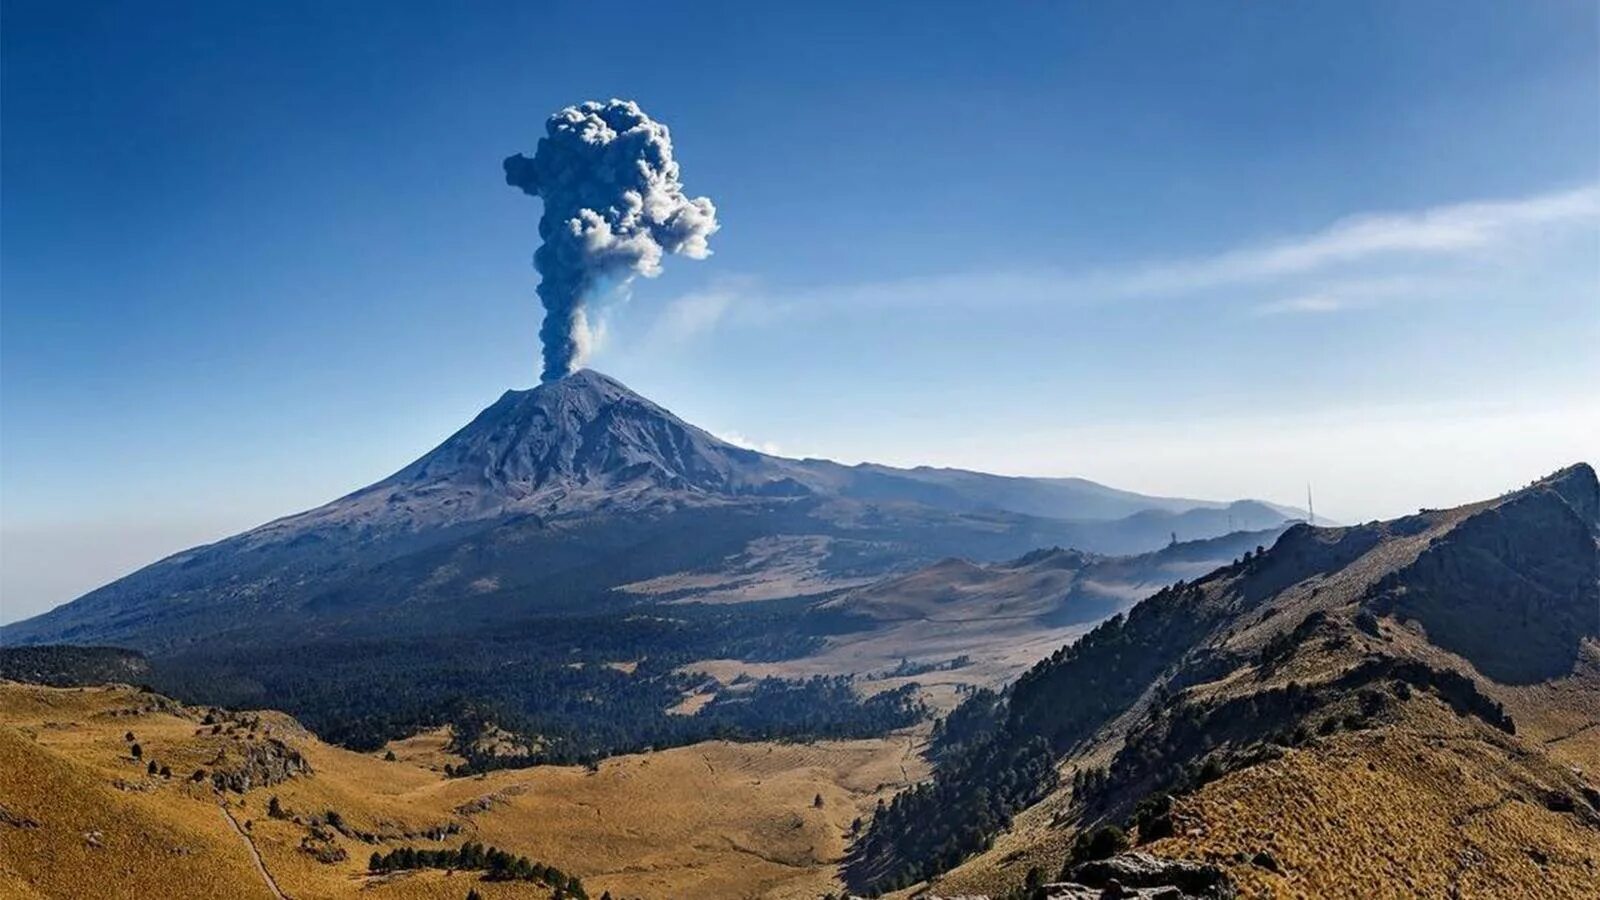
[3,1,1597,623]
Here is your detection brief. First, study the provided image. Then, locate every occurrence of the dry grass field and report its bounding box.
[915,655,1600,900]
[0,682,930,900]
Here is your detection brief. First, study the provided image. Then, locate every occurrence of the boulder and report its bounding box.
[1044,852,1236,899]
[209,738,310,793]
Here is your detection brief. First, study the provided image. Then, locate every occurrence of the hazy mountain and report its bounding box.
[853,463,1600,896]
[763,528,1287,684]
[2,370,1297,652]
[828,529,1286,628]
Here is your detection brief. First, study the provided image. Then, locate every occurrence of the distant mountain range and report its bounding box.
[2,369,1299,652]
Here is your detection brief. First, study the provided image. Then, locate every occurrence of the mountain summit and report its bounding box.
[393,369,786,497]
[262,370,812,542]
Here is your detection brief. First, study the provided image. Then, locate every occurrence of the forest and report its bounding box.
[145,595,925,763]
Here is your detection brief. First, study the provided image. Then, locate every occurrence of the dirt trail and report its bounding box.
[1543,720,1599,745]
[219,802,289,900]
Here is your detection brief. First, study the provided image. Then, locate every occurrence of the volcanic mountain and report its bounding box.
[2,370,1295,652]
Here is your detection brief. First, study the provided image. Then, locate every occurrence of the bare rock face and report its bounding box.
[1045,852,1236,900]
[391,369,804,503]
[209,738,311,793]
[1364,466,1600,684]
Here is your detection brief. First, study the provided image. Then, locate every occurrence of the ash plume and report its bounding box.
[505,99,719,382]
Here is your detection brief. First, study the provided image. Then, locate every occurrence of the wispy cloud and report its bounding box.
[714,430,785,456]
[1254,294,1349,316]
[636,182,1599,339]
[651,288,737,342]
[1250,274,1455,316]
[1115,182,1599,295]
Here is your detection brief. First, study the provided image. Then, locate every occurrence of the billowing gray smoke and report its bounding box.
[504,99,719,382]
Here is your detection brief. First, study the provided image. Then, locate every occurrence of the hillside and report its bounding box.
[852,463,1600,898]
[0,370,1295,764]
[0,646,150,688]
[0,681,927,900]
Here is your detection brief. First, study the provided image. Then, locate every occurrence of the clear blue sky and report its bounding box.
[3,1,1597,623]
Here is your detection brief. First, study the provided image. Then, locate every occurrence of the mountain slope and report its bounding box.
[3,370,1294,652]
[852,463,1600,898]
[0,371,1301,770]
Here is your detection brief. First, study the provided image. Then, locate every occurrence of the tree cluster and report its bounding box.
[369,842,586,898]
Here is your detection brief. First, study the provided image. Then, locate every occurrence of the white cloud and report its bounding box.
[1115,182,1600,296]
[1251,274,1455,316]
[714,430,784,456]
[1254,294,1348,316]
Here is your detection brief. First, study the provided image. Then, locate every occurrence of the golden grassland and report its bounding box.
[0,682,929,900]
[1145,716,1600,899]
[918,707,1600,900]
[919,642,1600,900]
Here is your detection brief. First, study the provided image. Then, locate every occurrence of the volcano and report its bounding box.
[2,371,1298,652]
[241,369,821,544]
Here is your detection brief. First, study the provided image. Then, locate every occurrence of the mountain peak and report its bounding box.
[217,369,817,545]
[483,368,650,424]
[1526,461,1598,531]
[528,366,633,399]
[390,368,796,505]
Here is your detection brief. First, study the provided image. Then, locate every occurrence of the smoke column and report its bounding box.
[504,99,720,382]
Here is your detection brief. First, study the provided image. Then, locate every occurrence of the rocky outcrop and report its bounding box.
[1045,852,1236,899]
[209,738,311,793]
[1364,480,1599,684]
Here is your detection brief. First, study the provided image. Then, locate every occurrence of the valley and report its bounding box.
[0,681,928,900]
